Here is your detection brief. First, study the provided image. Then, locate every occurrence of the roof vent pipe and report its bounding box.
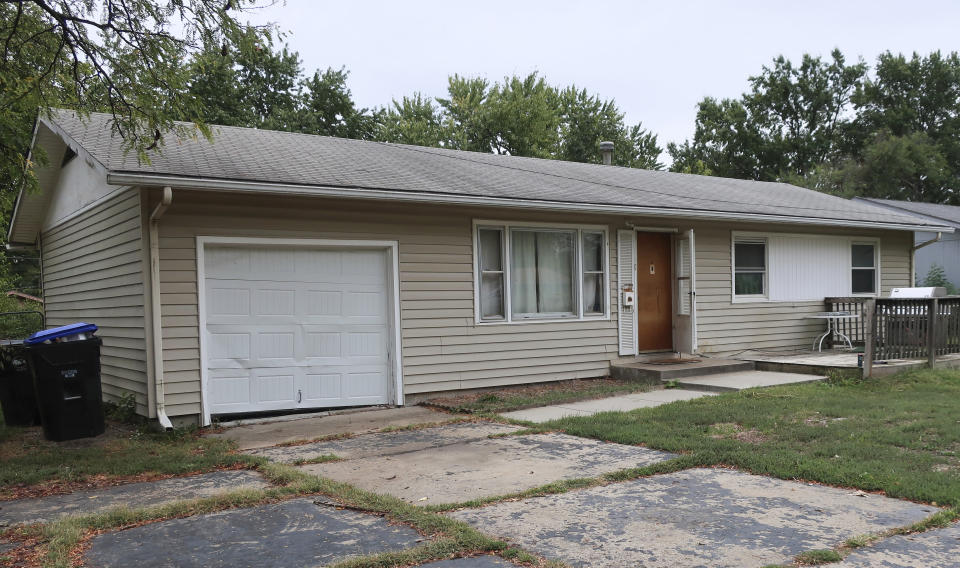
[599,141,614,165]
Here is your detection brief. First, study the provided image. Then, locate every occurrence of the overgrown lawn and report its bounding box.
[546,369,960,506]
[0,419,256,498]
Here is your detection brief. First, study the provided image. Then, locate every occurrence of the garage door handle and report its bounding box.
[297,389,302,404]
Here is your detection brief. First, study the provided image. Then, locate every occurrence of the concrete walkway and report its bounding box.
[672,370,825,392]
[501,371,826,423]
[500,389,716,422]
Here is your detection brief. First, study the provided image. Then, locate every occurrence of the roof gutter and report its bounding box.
[105,173,956,234]
[149,187,174,430]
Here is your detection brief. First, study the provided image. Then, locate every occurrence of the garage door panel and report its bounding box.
[207,371,251,411]
[204,244,393,416]
[254,288,297,316]
[255,372,296,404]
[207,287,250,316]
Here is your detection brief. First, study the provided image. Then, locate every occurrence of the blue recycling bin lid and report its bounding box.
[24,322,98,345]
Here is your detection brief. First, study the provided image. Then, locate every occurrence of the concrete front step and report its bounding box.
[610,357,755,384]
[670,370,826,392]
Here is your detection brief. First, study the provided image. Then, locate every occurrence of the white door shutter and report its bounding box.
[617,230,637,356]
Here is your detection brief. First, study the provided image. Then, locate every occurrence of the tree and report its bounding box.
[376,93,448,147]
[483,72,560,158]
[667,97,764,179]
[922,264,958,295]
[436,74,491,153]
[555,86,662,168]
[185,26,302,131]
[296,67,381,139]
[668,50,866,181]
[1,0,268,174]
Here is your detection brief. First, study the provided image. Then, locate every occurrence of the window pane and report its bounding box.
[852,244,875,268]
[735,242,765,269]
[511,230,575,316]
[480,273,504,318]
[852,269,876,294]
[735,272,764,295]
[582,273,604,315]
[582,232,603,272]
[479,228,502,271]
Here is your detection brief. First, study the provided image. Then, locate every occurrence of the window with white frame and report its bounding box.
[731,232,880,301]
[851,243,877,294]
[733,239,767,297]
[476,223,608,322]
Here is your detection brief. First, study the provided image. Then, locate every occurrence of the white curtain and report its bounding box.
[511,231,538,314]
[511,231,574,316]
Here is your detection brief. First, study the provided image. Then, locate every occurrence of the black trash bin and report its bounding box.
[0,340,41,426]
[26,323,105,441]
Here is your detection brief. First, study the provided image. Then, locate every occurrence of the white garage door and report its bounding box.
[202,244,393,416]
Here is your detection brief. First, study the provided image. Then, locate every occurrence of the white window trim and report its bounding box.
[730,231,882,303]
[850,240,881,297]
[472,220,611,325]
[731,236,769,301]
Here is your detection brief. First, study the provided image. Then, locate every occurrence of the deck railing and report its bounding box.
[824,296,960,375]
[824,297,867,346]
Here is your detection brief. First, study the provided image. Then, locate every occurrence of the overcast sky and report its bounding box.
[245,0,960,154]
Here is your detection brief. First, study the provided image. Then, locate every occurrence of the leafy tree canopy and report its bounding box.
[669,49,960,204]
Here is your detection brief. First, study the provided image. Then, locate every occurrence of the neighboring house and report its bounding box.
[854,198,960,287]
[8,111,952,426]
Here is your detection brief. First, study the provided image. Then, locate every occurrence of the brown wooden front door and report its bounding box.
[636,232,673,351]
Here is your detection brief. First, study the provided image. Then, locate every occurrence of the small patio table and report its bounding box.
[805,311,860,352]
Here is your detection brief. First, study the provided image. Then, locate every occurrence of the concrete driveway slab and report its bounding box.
[450,468,936,568]
[0,470,268,526]
[834,524,960,567]
[302,433,675,504]
[500,389,716,423]
[247,421,521,463]
[210,406,454,450]
[85,497,422,568]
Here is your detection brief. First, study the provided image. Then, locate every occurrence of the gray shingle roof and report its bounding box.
[857,198,960,229]
[44,110,948,230]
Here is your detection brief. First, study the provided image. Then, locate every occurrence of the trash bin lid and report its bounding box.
[24,322,98,345]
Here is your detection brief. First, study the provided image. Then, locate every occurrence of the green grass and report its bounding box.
[439,380,652,414]
[0,420,258,493]
[795,549,842,564]
[545,369,960,507]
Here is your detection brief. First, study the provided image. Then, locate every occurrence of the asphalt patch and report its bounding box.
[0,470,268,525]
[85,497,422,567]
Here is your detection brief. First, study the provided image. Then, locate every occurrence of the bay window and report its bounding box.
[476,223,608,323]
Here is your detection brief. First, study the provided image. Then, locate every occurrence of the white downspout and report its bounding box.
[150,187,174,429]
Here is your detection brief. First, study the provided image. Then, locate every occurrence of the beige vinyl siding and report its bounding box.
[692,224,911,356]
[153,191,619,418]
[150,189,917,420]
[41,191,149,412]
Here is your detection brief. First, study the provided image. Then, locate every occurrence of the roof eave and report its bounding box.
[107,172,956,234]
